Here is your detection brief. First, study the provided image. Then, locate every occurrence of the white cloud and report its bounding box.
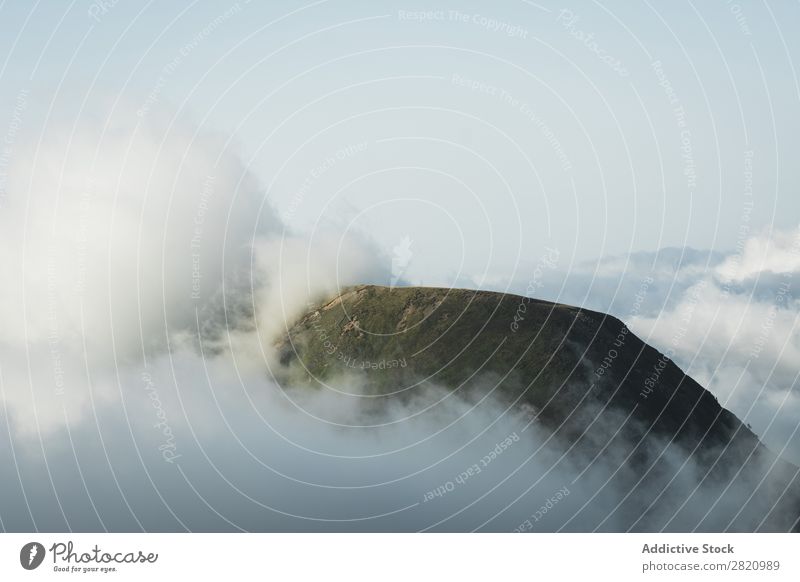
[0,101,797,531]
[0,102,281,434]
[628,228,800,463]
[717,227,800,283]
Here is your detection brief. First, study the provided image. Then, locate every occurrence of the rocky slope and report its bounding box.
[277,285,800,531]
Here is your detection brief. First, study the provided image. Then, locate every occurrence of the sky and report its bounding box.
[1,0,799,277]
[0,1,798,531]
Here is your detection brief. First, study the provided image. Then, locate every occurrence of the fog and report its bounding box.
[491,229,800,465]
[0,104,797,532]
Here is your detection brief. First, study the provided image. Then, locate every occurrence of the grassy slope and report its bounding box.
[281,285,750,447]
[277,285,800,530]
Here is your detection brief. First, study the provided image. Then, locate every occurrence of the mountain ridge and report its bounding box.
[276,284,800,531]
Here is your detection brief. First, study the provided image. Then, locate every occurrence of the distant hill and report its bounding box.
[277,285,800,531]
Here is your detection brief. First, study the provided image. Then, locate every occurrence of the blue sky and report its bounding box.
[1,0,798,283]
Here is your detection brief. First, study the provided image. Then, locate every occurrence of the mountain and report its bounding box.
[276,285,800,532]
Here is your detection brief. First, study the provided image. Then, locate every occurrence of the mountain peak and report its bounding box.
[277,285,800,531]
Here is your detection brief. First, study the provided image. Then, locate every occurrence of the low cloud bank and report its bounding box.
[0,104,797,531]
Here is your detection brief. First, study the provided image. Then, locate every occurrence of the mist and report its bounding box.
[0,102,797,532]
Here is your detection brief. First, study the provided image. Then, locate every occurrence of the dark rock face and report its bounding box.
[278,285,800,531]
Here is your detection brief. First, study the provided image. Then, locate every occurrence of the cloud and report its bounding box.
[469,227,800,466]
[1,100,797,532]
[248,231,389,363]
[1,343,794,532]
[0,99,390,438]
[0,101,283,434]
[0,102,278,354]
[502,227,799,467]
[717,227,800,283]
[629,228,800,464]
